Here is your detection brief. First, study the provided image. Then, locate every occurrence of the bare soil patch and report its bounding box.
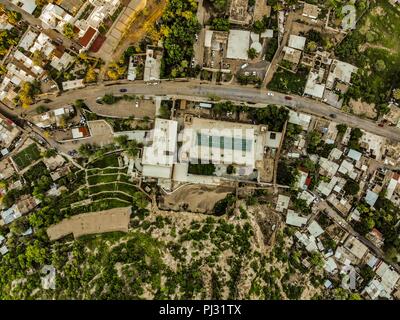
[349,98,377,119]
[158,184,234,213]
[47,207,131,240]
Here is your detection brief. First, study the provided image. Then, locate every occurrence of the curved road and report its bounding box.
[33,80,400,142]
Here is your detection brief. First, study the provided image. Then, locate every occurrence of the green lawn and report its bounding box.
[12,143,41,170]
[116,182,138,196]
[91,192,133,203]
[69,198,131,215]
[89,183,118,194]
[87,174,120,185]
[87,154,121,169]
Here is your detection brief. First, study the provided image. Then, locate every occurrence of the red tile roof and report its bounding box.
[79,27,97,47]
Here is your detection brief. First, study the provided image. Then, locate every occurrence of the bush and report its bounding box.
[188,163,215,175]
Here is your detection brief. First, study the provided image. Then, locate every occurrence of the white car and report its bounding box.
[267,92,274,96]
[135,101,139,108]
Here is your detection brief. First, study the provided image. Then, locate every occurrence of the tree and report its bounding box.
[306,41,317,52]
[393,88,400,100]
[210,18,230,31]
[252,20,266,34]
[63,23,75,39]
[84,67,97,83]
[114,135,129,149]
[227,164,235,174]
[0,64,6,75]
[78,143,96,157]
[277,161,299,186]
[247,48,257,59]
[58,114,67,128]
[35,105,48,114]
[336,123,347,134]
[25,240,48,267]
[35,0,51,6]
[5,10,21,24]
[348,128,363,150]
[344,179,360,195]
[126,140,139,158]
[375,60,386,72]
[43,149,57,158]
[209,0,229,11]
[310,252,324,269]
[32,50,44,66]
[17,81,40,108]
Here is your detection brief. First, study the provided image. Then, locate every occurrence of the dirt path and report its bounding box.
[360,43,397,54]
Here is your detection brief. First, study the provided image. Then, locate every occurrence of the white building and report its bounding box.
[288,35,306,51]
[62,79,85,91]
[143,48,162,82]
[51,52,74,71]
[142,118,178,179]
[288,110,311,130]
[39,4,74,34]
[11,0,36,14]
[75,0,120,35]
[286,210,307,227]
[326,60,358,89]
[226,29,250,60]
[276,194,290,212]
[179,117,266,169]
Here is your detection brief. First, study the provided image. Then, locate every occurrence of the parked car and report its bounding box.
[329,113,337,118]
[135,101,139,108]
[284,96,292,100]
[119,88,127,93]
[267,92,274,96]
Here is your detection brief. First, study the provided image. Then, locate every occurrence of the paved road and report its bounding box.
[29,80,400,142]
[0,0,82,52]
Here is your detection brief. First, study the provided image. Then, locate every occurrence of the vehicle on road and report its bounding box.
[284,96,292,100]
[329,113,337,118]
[43,99,53,103]
[267,92,274,96]
[119,88,127,93]
[96,97,103,104]
[135,101,139,108]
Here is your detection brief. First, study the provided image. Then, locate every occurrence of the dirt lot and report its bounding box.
[349,98,377,119]
[47,207,131,241]
[57,120,115,153]
[158,184,235,213]
[248,203,282,248]
[87,99,156,119]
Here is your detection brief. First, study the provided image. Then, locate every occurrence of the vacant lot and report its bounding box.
[159,184,234,213]
[12,143,41,170]
[47,207,132,240]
